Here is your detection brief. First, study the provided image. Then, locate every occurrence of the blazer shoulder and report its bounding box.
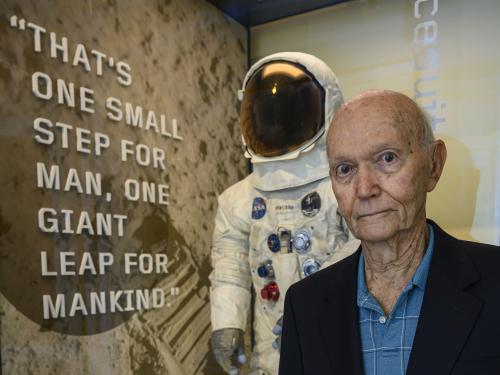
[459,238,500,253]
[434,220,500,286]
[430,219,500,264]
[460,239,500,278]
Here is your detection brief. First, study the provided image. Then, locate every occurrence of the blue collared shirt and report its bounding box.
[357,225,434,375]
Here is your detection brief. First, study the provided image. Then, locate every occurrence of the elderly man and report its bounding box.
[278,90,500,375]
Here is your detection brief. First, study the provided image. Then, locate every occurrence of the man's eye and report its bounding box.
[381,152,397,164]
[335,164,353,177]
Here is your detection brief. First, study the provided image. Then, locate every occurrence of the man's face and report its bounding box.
[327,100,435,243]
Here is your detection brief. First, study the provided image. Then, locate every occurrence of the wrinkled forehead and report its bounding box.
[328,93,424,147]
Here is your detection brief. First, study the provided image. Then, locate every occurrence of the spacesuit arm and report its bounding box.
[210,194,252,331]
[278,287,304,375]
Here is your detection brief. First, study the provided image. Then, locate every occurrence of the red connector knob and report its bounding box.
[261,281,280,302]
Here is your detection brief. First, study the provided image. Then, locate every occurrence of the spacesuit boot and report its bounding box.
[210,52,360,375]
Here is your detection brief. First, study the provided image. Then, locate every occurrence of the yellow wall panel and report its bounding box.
[252,0,500,245]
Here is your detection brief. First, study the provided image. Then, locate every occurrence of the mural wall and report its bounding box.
[0,0,247,373]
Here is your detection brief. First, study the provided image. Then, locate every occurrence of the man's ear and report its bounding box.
[426,139,447,192]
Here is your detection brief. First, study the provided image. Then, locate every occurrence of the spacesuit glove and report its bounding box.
[211,328,246,374]
[272,315,283,350]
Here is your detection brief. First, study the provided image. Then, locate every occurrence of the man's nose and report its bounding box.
[355,165,380,199]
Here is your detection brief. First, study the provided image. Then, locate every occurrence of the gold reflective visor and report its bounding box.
[241,61,325,157]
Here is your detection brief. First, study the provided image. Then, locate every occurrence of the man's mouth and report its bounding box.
[357,210,392,219]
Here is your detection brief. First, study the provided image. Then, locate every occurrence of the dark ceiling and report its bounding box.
[207,0,351,27]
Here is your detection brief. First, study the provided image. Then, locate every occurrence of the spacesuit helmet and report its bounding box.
[239,52,343,163]
[241,61,324,158]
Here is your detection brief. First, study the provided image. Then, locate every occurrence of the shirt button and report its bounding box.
[379,316,387,324]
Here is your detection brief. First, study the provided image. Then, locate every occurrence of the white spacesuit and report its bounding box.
[209,52,359,375]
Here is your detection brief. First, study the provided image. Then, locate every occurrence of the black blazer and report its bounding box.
[279,220,500,375]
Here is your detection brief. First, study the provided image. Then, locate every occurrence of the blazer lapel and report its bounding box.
[406,221,482,375]
[318,249,364,375]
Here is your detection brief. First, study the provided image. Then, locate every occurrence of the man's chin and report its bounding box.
[353,224,398,243]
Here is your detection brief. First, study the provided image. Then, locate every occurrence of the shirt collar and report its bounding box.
[411,224,434,290]
[356,224,435,306]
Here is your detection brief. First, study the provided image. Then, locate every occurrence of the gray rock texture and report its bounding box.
[0,0,247,373]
